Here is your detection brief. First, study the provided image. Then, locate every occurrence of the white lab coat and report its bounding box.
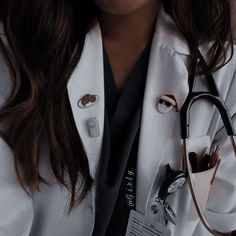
[0,6,236,236]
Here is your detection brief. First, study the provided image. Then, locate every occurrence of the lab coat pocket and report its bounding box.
[191,164,219,221]
[185,135,220,221]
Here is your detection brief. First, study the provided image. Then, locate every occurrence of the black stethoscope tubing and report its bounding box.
[180,50,236,139]
[180,49,236,236]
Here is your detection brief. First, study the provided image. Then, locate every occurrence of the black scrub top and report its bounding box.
[92,40,152,236]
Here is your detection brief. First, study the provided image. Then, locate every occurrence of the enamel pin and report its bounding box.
[87,117,100,137]
[77,94,99,109]
[157,94,179,114]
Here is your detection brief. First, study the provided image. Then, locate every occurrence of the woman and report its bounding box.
[0,0,235,235]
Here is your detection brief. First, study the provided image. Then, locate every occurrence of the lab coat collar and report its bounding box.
[67,24,105,167]
[153,5,191,56]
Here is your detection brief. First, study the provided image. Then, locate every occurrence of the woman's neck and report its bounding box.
[97,1,161,91]
[98,0,161,49]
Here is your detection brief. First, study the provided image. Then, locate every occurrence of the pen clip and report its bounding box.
[210,158,221,185]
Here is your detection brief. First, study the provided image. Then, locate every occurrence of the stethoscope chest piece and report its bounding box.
[158,164,187,200]
[150,164,186,226]
[167,176,186,194]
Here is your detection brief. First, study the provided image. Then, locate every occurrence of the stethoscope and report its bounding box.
[157,50,236,236]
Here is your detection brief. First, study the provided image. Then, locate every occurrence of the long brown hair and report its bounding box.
[0,0,234,211]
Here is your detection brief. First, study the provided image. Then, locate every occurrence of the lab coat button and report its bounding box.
[157,94,179,114]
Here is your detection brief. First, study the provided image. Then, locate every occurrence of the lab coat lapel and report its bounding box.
[66,23,105,178]
[135,7,191,213]
[66,4,194,218]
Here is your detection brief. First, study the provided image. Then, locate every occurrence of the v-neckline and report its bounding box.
[102,39,152,95]
[103,38,153,121]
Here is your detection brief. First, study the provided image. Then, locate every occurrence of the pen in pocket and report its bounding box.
[210,145,220,168]
[189,145,220,173]
[189,152,198,173]
[197,147,210,171]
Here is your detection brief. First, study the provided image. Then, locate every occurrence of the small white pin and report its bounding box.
[78,94,99,109]
[157,94,179,114]
[87,117,100,137]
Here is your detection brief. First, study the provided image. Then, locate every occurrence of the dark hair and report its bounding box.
[0,0,234,211]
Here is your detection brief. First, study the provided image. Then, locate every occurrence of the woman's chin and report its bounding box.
[93,0,157,16]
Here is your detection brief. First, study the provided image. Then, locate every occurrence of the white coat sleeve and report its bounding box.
[193,64,236,235]
[0,139,34,236]
[0,50,33,235]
